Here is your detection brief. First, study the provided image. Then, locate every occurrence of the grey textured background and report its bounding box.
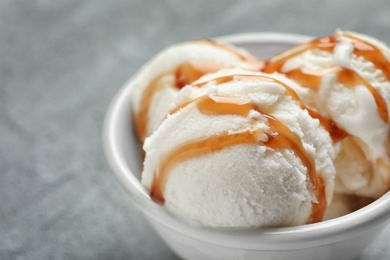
[1,0,390,259]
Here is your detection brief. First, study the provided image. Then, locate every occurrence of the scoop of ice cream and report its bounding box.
[263,30,390,199]
[141,70,337,228]
[127,40,262,142]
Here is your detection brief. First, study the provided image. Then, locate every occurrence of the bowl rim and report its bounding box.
[103,32,390,250]
[215,32,313,45]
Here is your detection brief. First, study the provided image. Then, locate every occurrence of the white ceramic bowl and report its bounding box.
[103,33,390,260]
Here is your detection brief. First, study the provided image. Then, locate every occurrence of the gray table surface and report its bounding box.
[2,0,390,259]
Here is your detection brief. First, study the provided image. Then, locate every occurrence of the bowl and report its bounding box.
[103,32,390,260]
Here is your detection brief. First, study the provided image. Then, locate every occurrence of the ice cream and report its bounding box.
[141,70,337,227]
[129,31,390,228]
[263,31,390,200]
[128,40,262,142]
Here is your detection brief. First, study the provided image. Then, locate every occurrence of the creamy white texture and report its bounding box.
[280,31,390,198]
[329,85,388,160]
[142,71,337,227]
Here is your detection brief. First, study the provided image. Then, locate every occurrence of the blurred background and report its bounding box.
[1,0,390,259]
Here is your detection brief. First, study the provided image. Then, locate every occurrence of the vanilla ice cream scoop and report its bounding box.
[128,40,262,142]
[141,70,337,228]
[263,31,390,199]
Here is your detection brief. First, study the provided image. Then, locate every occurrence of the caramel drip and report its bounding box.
[263,113,326,224]
[135,72,174,142]
[285,68,327,91]
[263,36,336,72]
[150,95,326,223]
[338,68,389,122]
[284,67,388,123]
[263,33,389,124]
[308,110,348,143]
[263,34,390,73]
[347,34,390,82]
[135,62,220,141]
[175,63,206,89]
[190,74,346,142]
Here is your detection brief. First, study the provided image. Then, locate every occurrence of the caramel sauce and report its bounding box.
[175,63,206,89]
[151,93,326,223]
[135,72,173,142]
[193,74,347,142]
[338,68,389,122]
[135,37,264,142]
[135,62,221,141]
[263,34,388,72]
[285,68,333,91]
[263,33,389,125]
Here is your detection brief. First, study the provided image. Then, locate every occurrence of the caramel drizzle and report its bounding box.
[135,71,173,142]
[263,33,389,123]
[135,62,220,141]
[151,79,327,223]
[173,74,347,142]
[135,40,262,141]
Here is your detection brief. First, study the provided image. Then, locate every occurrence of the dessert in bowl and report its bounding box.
[103,32,390,260]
